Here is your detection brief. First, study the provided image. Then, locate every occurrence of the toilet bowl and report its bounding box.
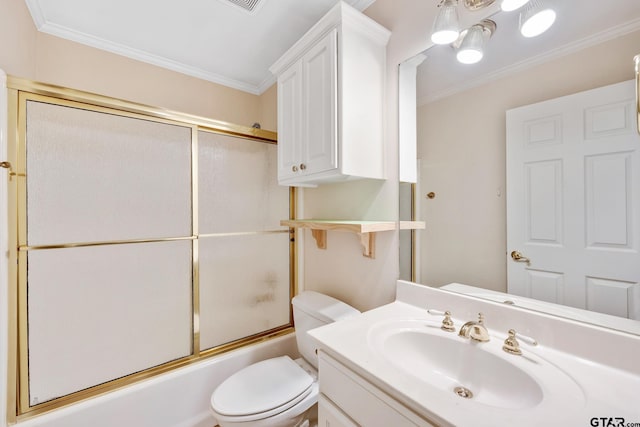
[210,291,359,427]
[211,356,318,427]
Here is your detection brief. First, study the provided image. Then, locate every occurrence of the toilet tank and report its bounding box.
[292,291,360,368]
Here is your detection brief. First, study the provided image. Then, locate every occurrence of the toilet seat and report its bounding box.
[211,356,315,423]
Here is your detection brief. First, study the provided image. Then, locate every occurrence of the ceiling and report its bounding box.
[416,0,640,104]
[24,0,640,100]
[25,0,375,95]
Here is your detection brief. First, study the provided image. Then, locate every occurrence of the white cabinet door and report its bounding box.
[301,28,338,177]
[319,352,430,426]
[318,395,358,427]
[277,61,302,182]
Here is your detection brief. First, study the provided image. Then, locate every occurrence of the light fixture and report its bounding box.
[519,0,556,37]
[431,0,460,45]
[500,0,530,12]
[455,20,496,64]
[428,0,554,65]
[463,0,496,10]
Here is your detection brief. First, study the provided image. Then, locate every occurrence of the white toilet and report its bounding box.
[210,291,360,427]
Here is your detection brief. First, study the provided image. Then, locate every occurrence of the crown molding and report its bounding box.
[24,0,376,96]
[418,17,640,106]
[24,0,47,29]
[257,74,277,94]
[32,19,263,95]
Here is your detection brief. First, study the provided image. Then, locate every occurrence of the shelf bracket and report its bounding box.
[310,229,375,258]
[311,229,327,250]
[280,220,397,259]
[358,232,376,259]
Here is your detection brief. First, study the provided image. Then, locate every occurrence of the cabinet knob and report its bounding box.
[292,165,298,172]
[299,163,306,170]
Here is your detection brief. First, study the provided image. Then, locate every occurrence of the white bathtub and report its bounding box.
[11,333,297,427]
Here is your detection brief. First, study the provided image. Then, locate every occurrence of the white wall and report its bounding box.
[416,29,640,292]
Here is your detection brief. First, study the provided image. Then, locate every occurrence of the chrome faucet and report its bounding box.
[458,313,490,342]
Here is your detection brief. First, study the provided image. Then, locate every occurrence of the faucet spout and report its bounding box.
[458,313,490,342]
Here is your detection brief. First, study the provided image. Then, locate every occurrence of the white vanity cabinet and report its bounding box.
[318,352,435,427]
[318,396,358,427]
[269,2,391,187]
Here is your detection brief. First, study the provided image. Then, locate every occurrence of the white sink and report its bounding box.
[367,319,585,410]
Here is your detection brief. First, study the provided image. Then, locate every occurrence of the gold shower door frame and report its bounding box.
[5,76,297,423]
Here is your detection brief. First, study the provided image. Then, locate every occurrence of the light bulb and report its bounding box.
[457,48,483,64]
[519,1,556,37]
[431,0,460,45]
[501,0,530,12]
[456,25,485,64]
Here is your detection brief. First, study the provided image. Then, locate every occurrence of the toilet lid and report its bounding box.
[211,356,313,417]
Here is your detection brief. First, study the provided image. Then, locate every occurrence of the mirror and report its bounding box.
[399,0,640,335]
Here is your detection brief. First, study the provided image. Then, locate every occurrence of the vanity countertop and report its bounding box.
[308,282,640,426]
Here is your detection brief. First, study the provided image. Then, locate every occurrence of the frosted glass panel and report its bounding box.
[199,233,290,350]
[27,240,193,405]
[26,101,192,245]
[198,131,288,233]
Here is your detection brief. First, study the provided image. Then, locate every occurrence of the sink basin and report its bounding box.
[367,319,584,410]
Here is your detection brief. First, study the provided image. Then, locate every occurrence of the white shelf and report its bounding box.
[399,221,426,230]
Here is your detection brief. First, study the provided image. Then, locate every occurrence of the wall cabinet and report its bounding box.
[318,352,436,427]
[270,2,391,187]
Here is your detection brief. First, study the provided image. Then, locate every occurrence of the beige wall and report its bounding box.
[417,30,640,292]
[0,0,272,129]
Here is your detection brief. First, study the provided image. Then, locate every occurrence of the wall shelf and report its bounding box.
[281,219,399,259]
[399,221,426,230]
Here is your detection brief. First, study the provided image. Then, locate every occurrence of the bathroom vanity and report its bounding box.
[309,281,640,426]
[317,352,434,426]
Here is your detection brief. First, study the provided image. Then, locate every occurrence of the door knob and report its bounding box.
[510,250,530,265]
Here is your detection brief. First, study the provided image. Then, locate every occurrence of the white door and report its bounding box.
[277,61,302,182]
[301,28,338,175]
[506,80,640,320]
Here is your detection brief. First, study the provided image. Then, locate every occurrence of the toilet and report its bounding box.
[210,291,360,427]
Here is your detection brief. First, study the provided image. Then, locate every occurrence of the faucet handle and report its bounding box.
[427,309,456,332]
[503,329,538,356]
[441,311,455,332]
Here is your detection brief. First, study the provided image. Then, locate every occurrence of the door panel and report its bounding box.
[525,160,563,244]
[277,62,302,181]
[302,28,337,174]
[525,270,565,305]
[584,152,633,248]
